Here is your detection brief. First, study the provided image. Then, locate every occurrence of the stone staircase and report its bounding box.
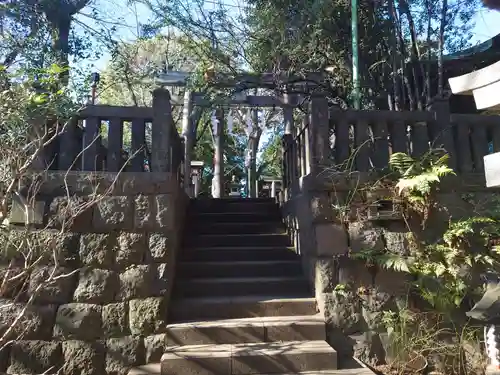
[129,198,372,375]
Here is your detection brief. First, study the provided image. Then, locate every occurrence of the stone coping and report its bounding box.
[21,171,181,196]
[294,172,499,193]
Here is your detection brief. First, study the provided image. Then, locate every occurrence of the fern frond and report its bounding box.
[389,152,415,175]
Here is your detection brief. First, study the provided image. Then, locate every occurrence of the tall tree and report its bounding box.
[245,0,480,110]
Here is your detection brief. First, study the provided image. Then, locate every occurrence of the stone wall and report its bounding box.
[280,173,494,367]
[0,172,188,375]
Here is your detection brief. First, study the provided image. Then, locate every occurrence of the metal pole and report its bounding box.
[351,0,360,109]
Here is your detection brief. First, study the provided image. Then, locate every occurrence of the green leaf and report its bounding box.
[435,263,447,277]
[31,93,47,104]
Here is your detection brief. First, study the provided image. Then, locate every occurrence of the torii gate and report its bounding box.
[156,70,321,198]
[448,61,500,188]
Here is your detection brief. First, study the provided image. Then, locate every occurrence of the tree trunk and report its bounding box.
[388,0,402,110]
[437,0,448,96]
[400,0,424,109]
[211,109,224,198]
[425,0,432,106]
[247,131,262,198]
[248,108,262,198]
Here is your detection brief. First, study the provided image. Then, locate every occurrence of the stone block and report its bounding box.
[134,195,152,231]
[117,265,158,300]
[116,232,147,267]
[348,222,384,253]
[93,196,133,230]
[324,292,364,335]
[61,340,105,375]
[73,268,118,304]
[53,303,102,340]
[309,193,335,223]
[350,332,386,366]
[0,342,9,372]
[9,198,44,225]
[34,171,180,196]
[134,194,173,231]
[3,230,79,267]
[105,336,145,375]
[326,327,356,361]
[374,268,411,298]
[102,302,129,337]
[315,223,348,256]
[0,266,29,299]
[359,289,397,332]
[436,192,473,219]
[314,257,337,295]
[129,297,167,335]
[154,194,173,230]
[79,233,117,268]
[144,334,167,363]
[47,196,93,230]
[148,233,171,262]
[0,301,56,340]
[7,340,62,374]
[337,256,373,288]
[28,266,77,304]
[156,263,169,295]
[383,221,415,256]
[47,232,81,267]
[118,172,179,195]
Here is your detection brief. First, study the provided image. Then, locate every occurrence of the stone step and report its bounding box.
[129,367,373,375]
[176,260,303,279]
[190,211,281,224]
[179,246,299,262]
[169,296,317,321]
[195,221,286,235]
[166,315,326,345]
[186,233,290,248]
[173,276,310,298]
[190,198,278,213]
[160,341,337,375]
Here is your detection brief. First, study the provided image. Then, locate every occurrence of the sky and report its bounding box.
[76,0,500,73]
[73,0,500,158]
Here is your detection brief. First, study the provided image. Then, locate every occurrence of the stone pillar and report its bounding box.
[307,185,349,316]
[271,181,276,198]
[151,88,173,173]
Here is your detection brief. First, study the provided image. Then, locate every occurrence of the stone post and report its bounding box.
[212,109,224,198]
[282,134,294,201]
[181,90,194,196]
[283,93,294,135]
[427,96,457,171]
[271,180,276,198]
[309,95,330,175]
[151,88,173,173]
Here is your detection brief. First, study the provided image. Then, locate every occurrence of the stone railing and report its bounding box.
[278,93,500,365]
[0,90,190,374]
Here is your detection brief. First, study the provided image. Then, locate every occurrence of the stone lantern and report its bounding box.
[466,153,500,374]
[228,175,241,198]
[190,161,204,197]
[466,273,500,374]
